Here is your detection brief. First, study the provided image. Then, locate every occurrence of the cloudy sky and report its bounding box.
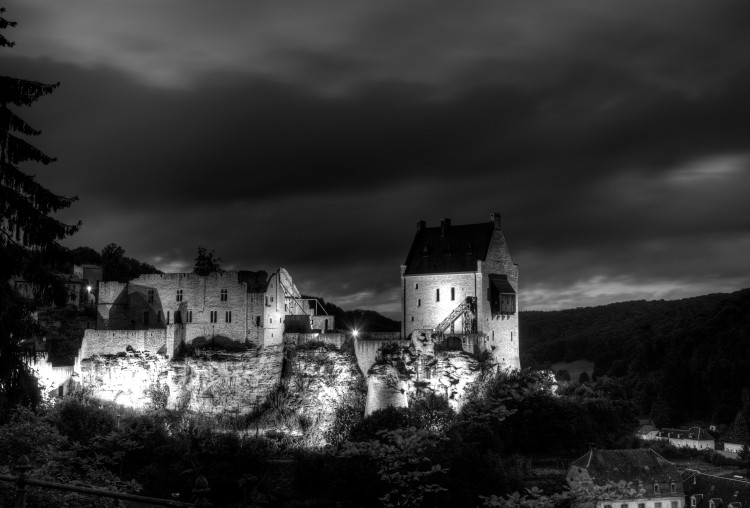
[3,0,749,318]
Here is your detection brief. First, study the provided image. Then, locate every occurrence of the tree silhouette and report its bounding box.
[0,8,80,417]
[193,246,224,276]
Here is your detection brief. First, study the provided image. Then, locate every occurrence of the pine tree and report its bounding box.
[0,8,80,417]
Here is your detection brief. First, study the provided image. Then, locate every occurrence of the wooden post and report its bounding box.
[14,455,32,508]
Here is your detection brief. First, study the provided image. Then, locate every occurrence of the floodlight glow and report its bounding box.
[352,329,359,337]
[86,286,92,292]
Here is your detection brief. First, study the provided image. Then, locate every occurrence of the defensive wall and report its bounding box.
[354,336,410,376]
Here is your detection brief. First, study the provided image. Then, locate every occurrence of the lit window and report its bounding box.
[220,289,227,301]
[210,310,217,323]
[451,287,455,300]
[176,289,183,302]
[226,311,232,323]
[148,289,154,303]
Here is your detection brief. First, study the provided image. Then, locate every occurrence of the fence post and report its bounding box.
[15,455,32,508]
[193,475,212,507]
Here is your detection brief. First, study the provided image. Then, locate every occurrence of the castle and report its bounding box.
[87,268,333,357]
[400,213,520,369]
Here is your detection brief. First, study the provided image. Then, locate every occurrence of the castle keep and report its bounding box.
[400,213,520,369]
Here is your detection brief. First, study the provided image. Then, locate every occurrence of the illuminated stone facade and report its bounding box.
[93,268,332,356]
[400,213,520,369]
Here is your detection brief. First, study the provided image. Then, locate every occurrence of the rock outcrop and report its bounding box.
[79,344,284,413]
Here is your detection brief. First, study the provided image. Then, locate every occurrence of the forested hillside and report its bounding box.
[520,288,750,427]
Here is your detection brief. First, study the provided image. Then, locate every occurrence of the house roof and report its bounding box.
[658,427,712,441]
[638,424,658,435]
[403,221,495,275]
[683,470,750,508]
[570,449,683,496]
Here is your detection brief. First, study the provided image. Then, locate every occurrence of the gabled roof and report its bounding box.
[403,221,495,275]
[683,470,750,508]
[570,449,683,497]
[658,427,712,441]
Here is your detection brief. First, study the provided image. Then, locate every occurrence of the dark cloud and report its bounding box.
[2,0,750,317]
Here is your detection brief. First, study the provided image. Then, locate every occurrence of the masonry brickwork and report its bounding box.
[401,213,520,369]
[91,268,332,358]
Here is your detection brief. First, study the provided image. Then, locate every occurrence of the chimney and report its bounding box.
[417,220,426,232]
[490,212,501,229]
[441,218,451,237]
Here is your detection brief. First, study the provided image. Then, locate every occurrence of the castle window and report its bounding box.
[605,505,612,508]
[271,297,274,302]
[621,504,628,508]
[671,482,676,493]
[639,504,646,508]
[142,311,149,325]
[673,503,679,508]
[656,503,662,508]
[451,287,455,300]
[415,283,418,289]
[270,318,273,324]
[220,289,227,301]
[256,316,261,326]
[187,310,193,323]
[176,289,183,302]
[166,311,170,324]
[225,311,232,323]
[157,311,162,323]
[655,483,660,494]
[411,316,414,322]
[511,331,514,342]
[436,289,440,302]
[693,498,698,507]
[210,311,217,323]
[148,289,154,303]
[418,299,421,307]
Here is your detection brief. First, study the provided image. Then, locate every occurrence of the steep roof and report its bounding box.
[683,470,750,508]
[571,449,683,495]
[403,221,495,275]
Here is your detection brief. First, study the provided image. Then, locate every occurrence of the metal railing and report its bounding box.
[0,455,212,507]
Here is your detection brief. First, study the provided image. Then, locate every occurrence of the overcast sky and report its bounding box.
[3,0,750,318]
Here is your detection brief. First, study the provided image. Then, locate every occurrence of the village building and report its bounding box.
[682,470,750,508]
[400,213,519,368]
[653,427,715,451]
[567,449,684,508]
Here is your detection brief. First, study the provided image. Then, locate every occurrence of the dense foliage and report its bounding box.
[0,8,79,419]
[521,288,750,426]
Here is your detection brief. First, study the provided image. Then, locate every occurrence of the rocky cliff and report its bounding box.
[79,344,284,413]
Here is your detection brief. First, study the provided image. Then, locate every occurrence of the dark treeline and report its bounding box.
[520,288,750,427]
[67,244,161,282]
[302,295,401,332]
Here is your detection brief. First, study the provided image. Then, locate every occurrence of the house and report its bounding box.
[682,470,750,508]
[638,424,660,441]
[655,427,715,451]
[566,449,684,508]
[400,213,519,368]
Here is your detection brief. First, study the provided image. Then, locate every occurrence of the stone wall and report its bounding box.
[284,332,348,349]
[403,272,477,338]
[82,328,168,356]
[476,226,520,369]
[354,337,411,376]
[310,315,335,332]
